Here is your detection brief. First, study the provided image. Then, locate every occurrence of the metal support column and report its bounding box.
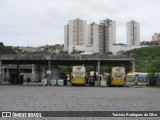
[48,60,51,86]
[2,66,4,85]
[42,65,45,79]
[32,64,35,81]
[94,63,97,86]
[97,60,100,87]
[38,64,41,82]
[0,61,2,85]
[17,63,20,84]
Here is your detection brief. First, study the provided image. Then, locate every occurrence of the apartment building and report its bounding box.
[152,33,160,41]
[64,18,87,53]
[127,20,140,46]
[64,18,116,53]
[93,19,116,52]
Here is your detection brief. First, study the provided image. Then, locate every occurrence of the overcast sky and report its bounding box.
[0,0,160,47]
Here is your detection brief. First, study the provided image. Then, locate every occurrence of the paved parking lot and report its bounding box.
[0,85,160,120]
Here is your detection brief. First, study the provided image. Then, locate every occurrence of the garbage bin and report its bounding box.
[100,80,106,87]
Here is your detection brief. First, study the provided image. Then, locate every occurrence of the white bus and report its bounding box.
[126,72,139,86]
[137,73,149,86]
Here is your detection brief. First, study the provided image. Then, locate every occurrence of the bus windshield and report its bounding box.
[112,67,125,78]
[126,76,136,82]
[113,73,124,78]
[138,74,148,82]
[73,66,85,77]
[73,71,85,77]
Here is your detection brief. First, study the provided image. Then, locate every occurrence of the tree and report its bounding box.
[0,42,4,47]
[148,60,160,86]
[71,50,84,54]
[116,50,125,55]
[59,51,68,54]
[102,51,113,55]
[148,60,160,73]
[0,42,17,54]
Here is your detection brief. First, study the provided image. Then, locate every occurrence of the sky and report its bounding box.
[0,0,160,47]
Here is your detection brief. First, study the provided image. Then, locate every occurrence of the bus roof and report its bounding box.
[137,72,148,75]
[127,72,138,76]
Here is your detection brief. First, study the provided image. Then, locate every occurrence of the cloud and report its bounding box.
[0,0,160,46]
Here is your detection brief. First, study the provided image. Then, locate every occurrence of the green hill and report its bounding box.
[124,46,160,72]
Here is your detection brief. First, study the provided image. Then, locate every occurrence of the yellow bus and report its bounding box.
[126,72,138,86]
[108,67,125,86]
[71,66,86,85]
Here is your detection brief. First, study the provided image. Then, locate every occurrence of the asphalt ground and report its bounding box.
[0,85,160,120]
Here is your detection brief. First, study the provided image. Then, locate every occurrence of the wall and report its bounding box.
[111,45,148,55]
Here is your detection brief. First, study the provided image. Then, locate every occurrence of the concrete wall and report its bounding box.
[111,45,148,55]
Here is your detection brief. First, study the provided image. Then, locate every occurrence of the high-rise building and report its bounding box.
[64,24,69,51]
[64,18,116,53]
[152,33,160,41]
[127,20,140,46]
[64,18,87,53]
[87,22,95,46]
[93,19,116,52]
